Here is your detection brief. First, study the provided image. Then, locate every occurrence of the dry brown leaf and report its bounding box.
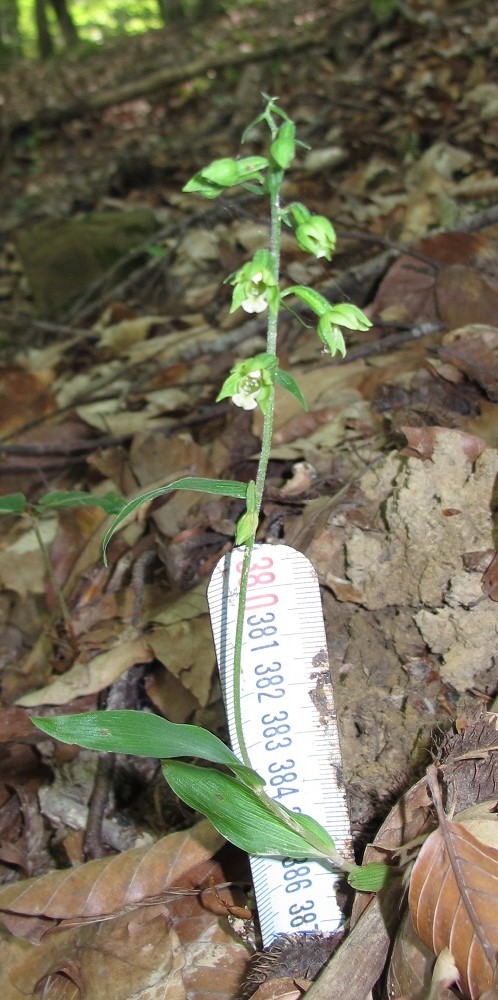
[400,426,489,463]
[0,819,223,941]
[481,552,498,602]
[8,897,251,1000]
[370,232,498,329]
[409,817,498,999]
[387,910,435,1000]
[439,326,498,401]
[148,616,215,707]
[128,431,213,540]
[0,366,55,437]
[436,268,498,331]
[0,518,58,599]
[15,628,153,707]
[9,904,183,1000]
[2,847,252,999]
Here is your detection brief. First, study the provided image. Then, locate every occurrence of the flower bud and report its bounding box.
[295,216,337,261]
[270,121,296,169]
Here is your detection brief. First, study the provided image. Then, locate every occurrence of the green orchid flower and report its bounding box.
[229,250,279,315]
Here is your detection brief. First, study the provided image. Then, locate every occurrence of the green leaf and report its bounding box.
[287,810,337,857]
[347,862,392,892]
[36,490,125,514]
[274,369,308,410]
[30,710,261,785]
[102,477,248,564]
[0,492,26,514]
[162,761,334,859]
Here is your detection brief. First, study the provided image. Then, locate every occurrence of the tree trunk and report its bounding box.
[49,0,79,48]
[34,0,54,60]
[156,0,187,24]
[0,0,22,55]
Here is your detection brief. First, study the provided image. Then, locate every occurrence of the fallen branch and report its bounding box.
[4,2,369,134]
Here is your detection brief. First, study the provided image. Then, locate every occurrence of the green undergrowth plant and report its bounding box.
[32,96,389,894]
[0,489,124,628]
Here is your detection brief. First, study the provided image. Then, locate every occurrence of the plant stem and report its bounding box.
[31,518,73,630]
[229,156,356,873]
[230,170,281,766]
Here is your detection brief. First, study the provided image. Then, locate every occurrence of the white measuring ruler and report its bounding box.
[207,543,352,947]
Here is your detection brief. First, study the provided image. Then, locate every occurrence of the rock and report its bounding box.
[16,208,158,317]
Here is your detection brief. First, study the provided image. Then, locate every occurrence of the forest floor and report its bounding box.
[0,0,497,997]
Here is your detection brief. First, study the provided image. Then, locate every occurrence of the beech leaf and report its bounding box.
[409,818,498,999]
[0,820,223,935]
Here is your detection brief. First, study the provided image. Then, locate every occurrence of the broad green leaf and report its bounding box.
[102,477,248,563]
[0,493,26,514]
[31,711,263,789]
[286,809,337,857]
[162,761,334,859]
[36,490,125,514]
[274,369,308,410]
[347,862,392,892]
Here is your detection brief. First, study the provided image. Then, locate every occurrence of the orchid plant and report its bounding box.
[32,97,388,893]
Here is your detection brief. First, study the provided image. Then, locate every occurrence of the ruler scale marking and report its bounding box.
[208,543,352,947]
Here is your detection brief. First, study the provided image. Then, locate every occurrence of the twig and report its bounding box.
[84,752,115,860]
[304,880,402,1000]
